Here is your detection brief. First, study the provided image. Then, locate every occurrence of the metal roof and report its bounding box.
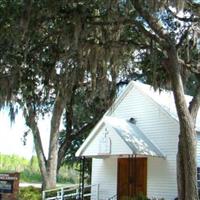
[104,117,165,158]
[133,81,200,131]
[76,81,196,158]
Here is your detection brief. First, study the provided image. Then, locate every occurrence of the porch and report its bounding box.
[74,117,165,200]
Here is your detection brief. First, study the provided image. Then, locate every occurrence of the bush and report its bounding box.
[18,186,42,200]
[20,169,42,183]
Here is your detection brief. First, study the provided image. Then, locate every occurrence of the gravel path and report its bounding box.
[19,182,42,188]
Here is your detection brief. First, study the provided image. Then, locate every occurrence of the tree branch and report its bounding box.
[176,28,190,49]
[25,105,47,176]
[167,8,199,23]
[83,38,150,49]
[20,0,33,39]
[132,0,169,43]
[179,58,200,74]
[132,20,162,45]
[47,90,66,179]
[72,119,100,140]
[57,86,76,169]
[189,81,200,122]
[187,0,200,9]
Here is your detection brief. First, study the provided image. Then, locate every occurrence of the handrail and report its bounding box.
[42,185,78,200]
[42,184,99,200]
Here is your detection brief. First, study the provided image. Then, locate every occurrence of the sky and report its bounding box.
[0,109,50,159]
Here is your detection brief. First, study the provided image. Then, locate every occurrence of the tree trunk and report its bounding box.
[44,93,66,189]
[167,46,199,200]
[177,124,198,200]
[131,2,200,198]
[42,169,56,190]
[25,92,66,190]
[177,135,185,200]
[24,106,49,189]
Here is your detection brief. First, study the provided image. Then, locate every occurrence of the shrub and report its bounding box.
[20,169,42,183]
[18,186,41,200]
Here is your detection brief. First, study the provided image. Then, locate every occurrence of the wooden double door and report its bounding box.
[117,157,147,200]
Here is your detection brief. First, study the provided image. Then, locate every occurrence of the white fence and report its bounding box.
[42,184,99,200]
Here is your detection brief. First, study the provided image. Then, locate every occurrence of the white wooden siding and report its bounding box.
[83,123,132,156]
[109,85,179,199]
[91,158,117,200]
[147,157,177,199]
[78,82,200,200]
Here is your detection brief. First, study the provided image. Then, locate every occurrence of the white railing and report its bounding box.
[42,184,99,200]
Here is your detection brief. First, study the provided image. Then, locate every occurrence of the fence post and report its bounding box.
[60,187,64,200]
[76,188,79,199]
[81,157,85,200]
[42,190,45,200]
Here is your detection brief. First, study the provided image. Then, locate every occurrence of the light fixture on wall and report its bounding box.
[129,117,136,124]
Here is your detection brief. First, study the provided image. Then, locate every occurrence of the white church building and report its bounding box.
[76,81,200,200]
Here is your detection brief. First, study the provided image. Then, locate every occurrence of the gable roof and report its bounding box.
[76,81,200,157]
[75,83,134,157]
[133,81,200,131]
[76,116,165,158]
[105,117,164,157]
